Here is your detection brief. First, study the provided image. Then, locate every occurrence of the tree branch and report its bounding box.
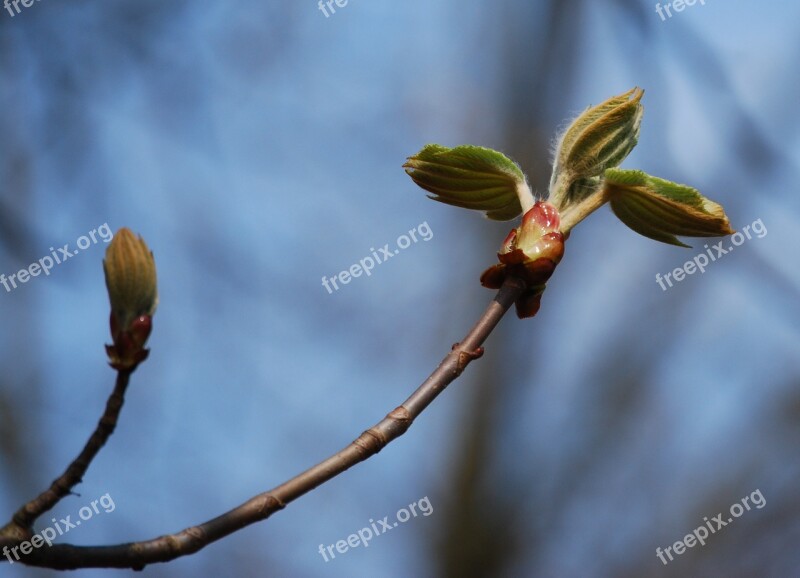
[2,370,132,542]
[2,275,526,570]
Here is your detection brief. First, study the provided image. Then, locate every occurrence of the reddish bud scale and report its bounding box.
[106,313,153,372]
[521,200,560,230]
[479,201,566,319]
[515,286,545,319]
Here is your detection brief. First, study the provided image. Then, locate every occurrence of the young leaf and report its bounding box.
[404,144,532,221]
[604,168,734,247]
[549,88,644,209]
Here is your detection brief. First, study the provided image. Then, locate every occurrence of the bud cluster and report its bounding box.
[480,201,565,318]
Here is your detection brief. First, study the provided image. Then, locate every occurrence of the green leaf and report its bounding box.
[404,144,529,221]
[604,168,734,247]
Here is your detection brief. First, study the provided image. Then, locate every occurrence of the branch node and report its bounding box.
[386,405,411,423]
[354,428,385,456]
[451,343,485,375]
[256,494,285,518]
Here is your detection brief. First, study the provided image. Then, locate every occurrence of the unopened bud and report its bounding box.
[103,228,157,371]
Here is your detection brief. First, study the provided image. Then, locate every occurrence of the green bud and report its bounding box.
[103,228,158,371]
[550,88,644,209]
[604,168,734,247]
[404,144,533,221]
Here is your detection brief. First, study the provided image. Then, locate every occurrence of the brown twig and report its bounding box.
[3,275,525,570]
[2,370,132,540]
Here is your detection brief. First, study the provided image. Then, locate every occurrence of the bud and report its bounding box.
[480,201,565,318]
[550,87,644,209]
[103,228,158,371]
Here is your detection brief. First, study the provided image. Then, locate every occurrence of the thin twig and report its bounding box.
[4,275,526,570]
[3,370,132,538]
